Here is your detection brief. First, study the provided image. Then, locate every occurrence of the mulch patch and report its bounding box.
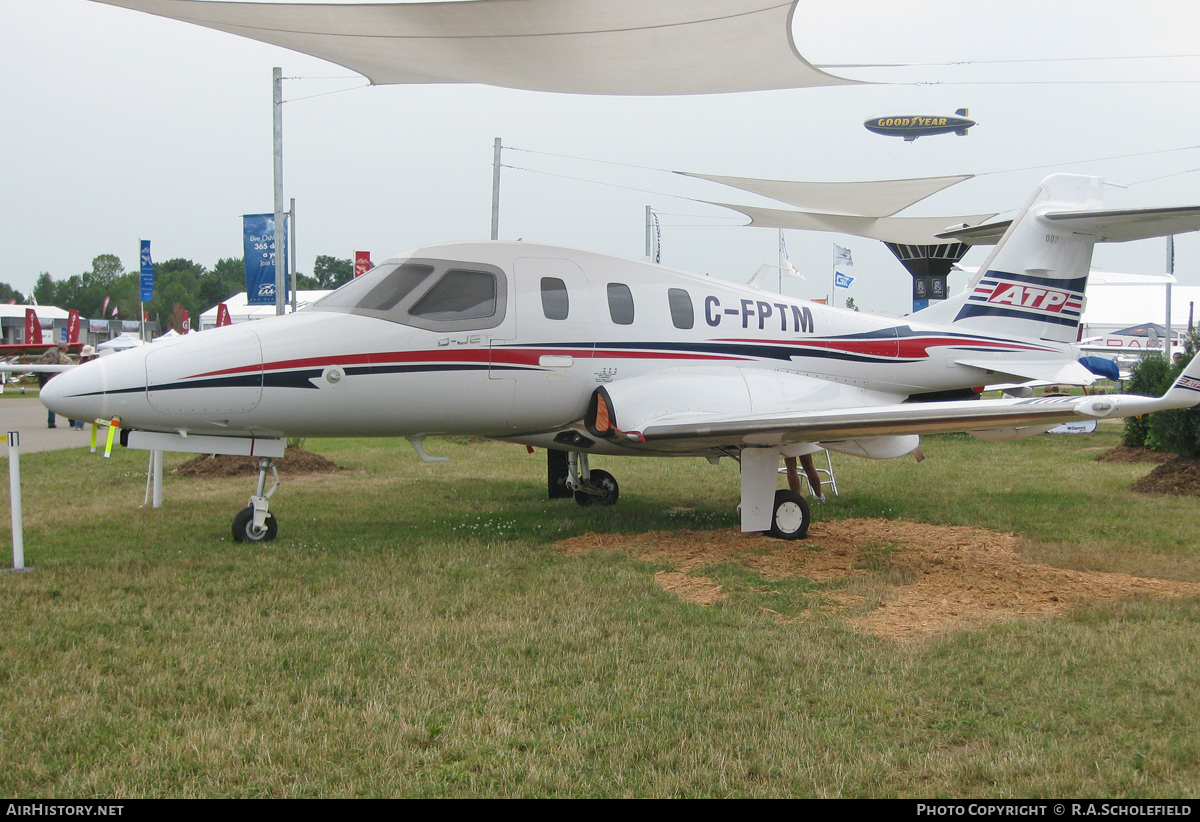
[1130,456,1200,497]
[173,446,343,479]
[1094,445,1174,464]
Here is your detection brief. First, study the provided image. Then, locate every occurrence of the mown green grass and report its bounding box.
[0,427,1197,797]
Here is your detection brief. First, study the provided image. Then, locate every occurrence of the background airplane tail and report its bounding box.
[915,175,1105,343]
[24,309,42,346]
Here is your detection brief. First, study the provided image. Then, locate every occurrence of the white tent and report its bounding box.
[92,0,855,95]
[1081,272,1200,338]
[198,291,333,330]
[711,201,998,245]
[681,174,974,218]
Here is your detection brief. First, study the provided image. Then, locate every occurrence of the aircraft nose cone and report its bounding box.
[39,358,110,424]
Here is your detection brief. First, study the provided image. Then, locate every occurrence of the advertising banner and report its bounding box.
[354,251,372,278]
[140,240,155,302]
[243,214,289,305]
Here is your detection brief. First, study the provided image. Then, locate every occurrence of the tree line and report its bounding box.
[4,255,356,332]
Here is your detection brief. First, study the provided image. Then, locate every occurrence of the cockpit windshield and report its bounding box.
[311,258,507,331]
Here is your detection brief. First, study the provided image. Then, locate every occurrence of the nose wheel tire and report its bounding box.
[573,469,619,507]
[232,506,278,543]
[766,490,810,540]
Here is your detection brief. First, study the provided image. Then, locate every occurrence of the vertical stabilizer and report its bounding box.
[915,174,1105,343]
[24,309,41,347]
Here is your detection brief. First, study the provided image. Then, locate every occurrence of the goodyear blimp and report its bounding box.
[864,108,975,141]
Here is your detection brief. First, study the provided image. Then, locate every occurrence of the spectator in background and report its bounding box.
[71,345,98,430]
[38,342,72,428]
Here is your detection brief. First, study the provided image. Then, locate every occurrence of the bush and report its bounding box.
[1121,329,1200,455]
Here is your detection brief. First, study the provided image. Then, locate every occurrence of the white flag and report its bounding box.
[834,244,853,267]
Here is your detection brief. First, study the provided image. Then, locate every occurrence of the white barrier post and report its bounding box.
[8,432,24,571]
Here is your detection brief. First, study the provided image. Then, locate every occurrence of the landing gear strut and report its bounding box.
[566,451,619,507]
[232,457,280,542]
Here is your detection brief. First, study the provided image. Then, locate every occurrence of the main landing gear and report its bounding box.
[766,490,810,540]
[232,457,280,543]
[566,451,619,507]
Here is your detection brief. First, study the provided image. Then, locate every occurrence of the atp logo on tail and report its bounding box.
[957,270,1086,328]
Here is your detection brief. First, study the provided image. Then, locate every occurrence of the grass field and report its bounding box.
[0,424,1198,797]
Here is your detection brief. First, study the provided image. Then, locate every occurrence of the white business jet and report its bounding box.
[40,175,1200,542]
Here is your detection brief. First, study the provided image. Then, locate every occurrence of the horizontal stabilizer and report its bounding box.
[936,220,1012,245]
[954,358,1098,386]
[1044,205,1200,242]
[940,205,1200,245]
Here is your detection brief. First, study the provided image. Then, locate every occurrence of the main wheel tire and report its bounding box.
[573,469,620,507]
[766,490,810,540]
[232,506,278,543]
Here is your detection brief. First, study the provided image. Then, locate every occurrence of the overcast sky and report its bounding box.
[4,0,1200,313]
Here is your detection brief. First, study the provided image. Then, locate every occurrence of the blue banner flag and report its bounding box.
[834,270,856,289]
[242,214,289,306]
[139,240,155,302]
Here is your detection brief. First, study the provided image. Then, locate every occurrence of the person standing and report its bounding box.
[71,345,97,429]
[38,342,73,428]
[784,453,826,503]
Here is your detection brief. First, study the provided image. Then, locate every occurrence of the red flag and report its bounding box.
[181,310,190,334]
[67,310,80,344]
[355,251,372,278]
[216,303,232,328]
[101,296,110,316]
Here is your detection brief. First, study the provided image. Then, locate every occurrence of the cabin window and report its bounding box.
[668,288,693,329]
[607,283,634,325]
[313,262,432,312]
[541,277,569,320]
[409,269,497,321]
[310,257,508,331]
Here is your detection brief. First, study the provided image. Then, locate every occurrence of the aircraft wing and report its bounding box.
[953,358,1099,386]
[0,364,75,374]
[621,359,1200,451]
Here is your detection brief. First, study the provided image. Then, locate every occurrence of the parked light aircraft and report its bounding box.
[40,175,1200,542]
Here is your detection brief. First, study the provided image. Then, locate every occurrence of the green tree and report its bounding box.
[0,282,26,304]
[199,257,246,311]
[313,255,354,289]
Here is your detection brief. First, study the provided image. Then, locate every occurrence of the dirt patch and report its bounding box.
[555,520,1200,643]
[1094,445,1174,464]
[1131,457,1200,496]
[173,446,344,478]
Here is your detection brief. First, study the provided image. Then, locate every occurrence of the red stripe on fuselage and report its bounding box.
[185,346,745,381]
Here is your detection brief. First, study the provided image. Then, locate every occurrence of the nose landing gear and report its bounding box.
[232,457,280,542]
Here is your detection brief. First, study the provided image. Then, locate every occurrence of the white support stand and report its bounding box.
[142,450,164,509]
[7,432,24,570]
[739,447,781,533]
[152,450,163,508]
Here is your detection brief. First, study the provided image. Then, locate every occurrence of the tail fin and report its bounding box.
[67,310,80,345]
[955,108,968,117]
[24,309,41,346]
[915,174,1104,343]
[1163,354,1200,409]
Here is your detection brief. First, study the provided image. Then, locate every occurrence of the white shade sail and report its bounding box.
[680,173,972,217]
[712,201,998,245]
[92,0,856,95]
